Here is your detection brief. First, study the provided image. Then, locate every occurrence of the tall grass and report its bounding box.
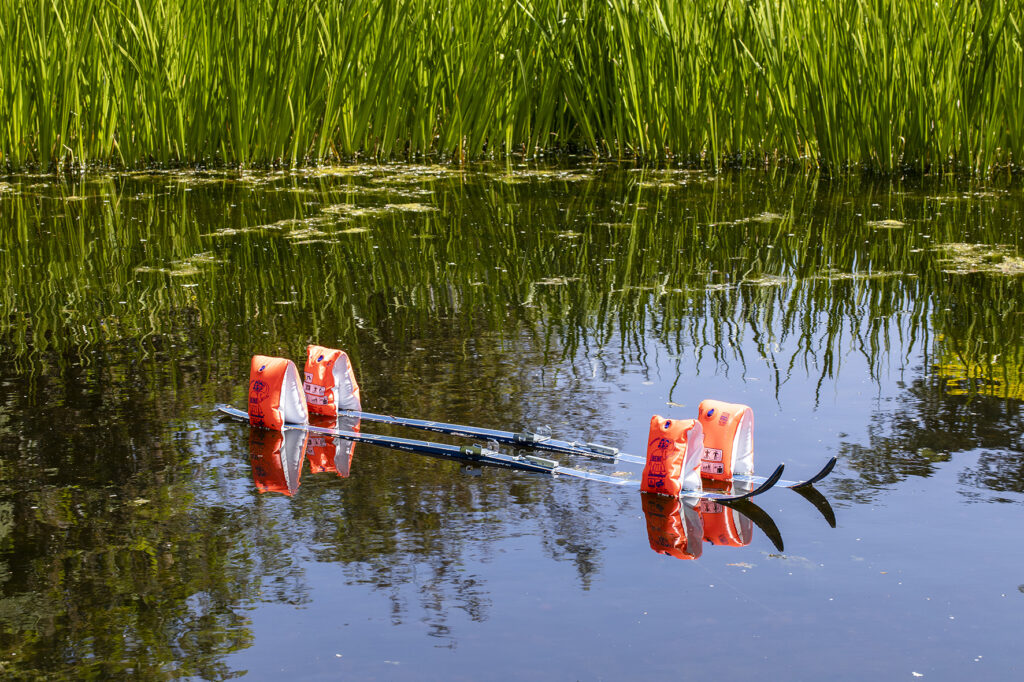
[0,0,1021,172]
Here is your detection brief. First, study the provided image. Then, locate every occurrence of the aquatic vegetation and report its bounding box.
[5,0,1015,173]
[936,243,1024,275]
[135,252,221,276]
[867,219,906,229]
[383,203,437,213]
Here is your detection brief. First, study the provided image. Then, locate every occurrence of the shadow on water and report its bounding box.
[0,165,1022,675]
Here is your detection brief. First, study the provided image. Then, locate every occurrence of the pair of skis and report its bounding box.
[337,408,837,490]
[218,405,833,503]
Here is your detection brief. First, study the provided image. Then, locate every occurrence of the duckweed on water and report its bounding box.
[741,274,790,287]
[383,203,437,213]
[937,243,1024,275]
[134,252,221,276]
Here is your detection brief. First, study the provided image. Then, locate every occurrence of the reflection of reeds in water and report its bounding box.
[0,167,1022,403]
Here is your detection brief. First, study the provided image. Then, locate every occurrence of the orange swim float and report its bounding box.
[696,399,754,481]
[303,345,362,416]
[248,355,309,430]
[641,416,704,497]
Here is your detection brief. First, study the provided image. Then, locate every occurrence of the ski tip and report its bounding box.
[732,463,785,501]
[791,456,838,488]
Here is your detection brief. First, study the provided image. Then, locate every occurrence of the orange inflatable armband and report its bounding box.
[248,355,309,430]
[641,416,704,497]
[696,399,754,481]
[248,428,308,496]
[642,494,703,560]
[307,415,360,478]
[303,345,362,416]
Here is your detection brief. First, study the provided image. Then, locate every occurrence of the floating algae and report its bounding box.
[134,252,221,276]
[738,212,786,224]
[285,226,330,242]
[805,269,910,282]
[710,212,786,227]
[494,169,593,184]
[936,243,1024,275]
[742,274,790,287]
[383,202,438,213]
[866,219,905,229]
[201,216,327,238]
[299,166,377,179]
[637,180,683,189]
[320,202,436,217]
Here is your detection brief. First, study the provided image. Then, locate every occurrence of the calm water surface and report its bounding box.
[0,165,1021,679]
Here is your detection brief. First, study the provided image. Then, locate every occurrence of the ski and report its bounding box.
[734,456,838,489]
[336,408,834,489]
[337,408,631,462]
[217,405,784,502]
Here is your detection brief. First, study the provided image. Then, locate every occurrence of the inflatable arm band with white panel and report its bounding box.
[641,416,704,497]
[304,345,362,416]
[248,355,309,430]
[697,399,754,481]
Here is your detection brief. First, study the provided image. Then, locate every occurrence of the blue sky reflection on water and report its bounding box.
[202,324,1022,680]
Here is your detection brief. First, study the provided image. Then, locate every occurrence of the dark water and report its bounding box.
[0,165,1022,680]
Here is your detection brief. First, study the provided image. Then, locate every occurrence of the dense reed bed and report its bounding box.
[1,0,1021,173]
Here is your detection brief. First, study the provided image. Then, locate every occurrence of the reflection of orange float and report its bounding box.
[641,482,756,560]
[248,428,308,496]
[307,415,360,478]
[697,488,753,547]
[642,494,703,560]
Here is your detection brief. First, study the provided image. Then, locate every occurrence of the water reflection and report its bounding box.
[249,429,307,496]
[307,416,360,478]
[1,165,1023,676]
[642,481,800,559]
[248,417,361,495]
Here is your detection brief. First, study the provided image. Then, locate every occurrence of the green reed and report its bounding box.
[0,0,1020,173]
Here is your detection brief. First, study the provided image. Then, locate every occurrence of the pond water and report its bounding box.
[0,165,1021,679]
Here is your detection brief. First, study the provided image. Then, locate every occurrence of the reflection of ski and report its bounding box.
[733,456,837,489]
[218,405,784,502]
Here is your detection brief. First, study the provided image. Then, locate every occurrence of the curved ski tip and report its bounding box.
[792,456,838,488]
[728,463,785,501]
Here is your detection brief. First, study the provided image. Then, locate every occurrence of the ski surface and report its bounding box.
[217,405,783,502]
[338,408,630,461]
[733,456,837,489]
[337,409,834,489]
